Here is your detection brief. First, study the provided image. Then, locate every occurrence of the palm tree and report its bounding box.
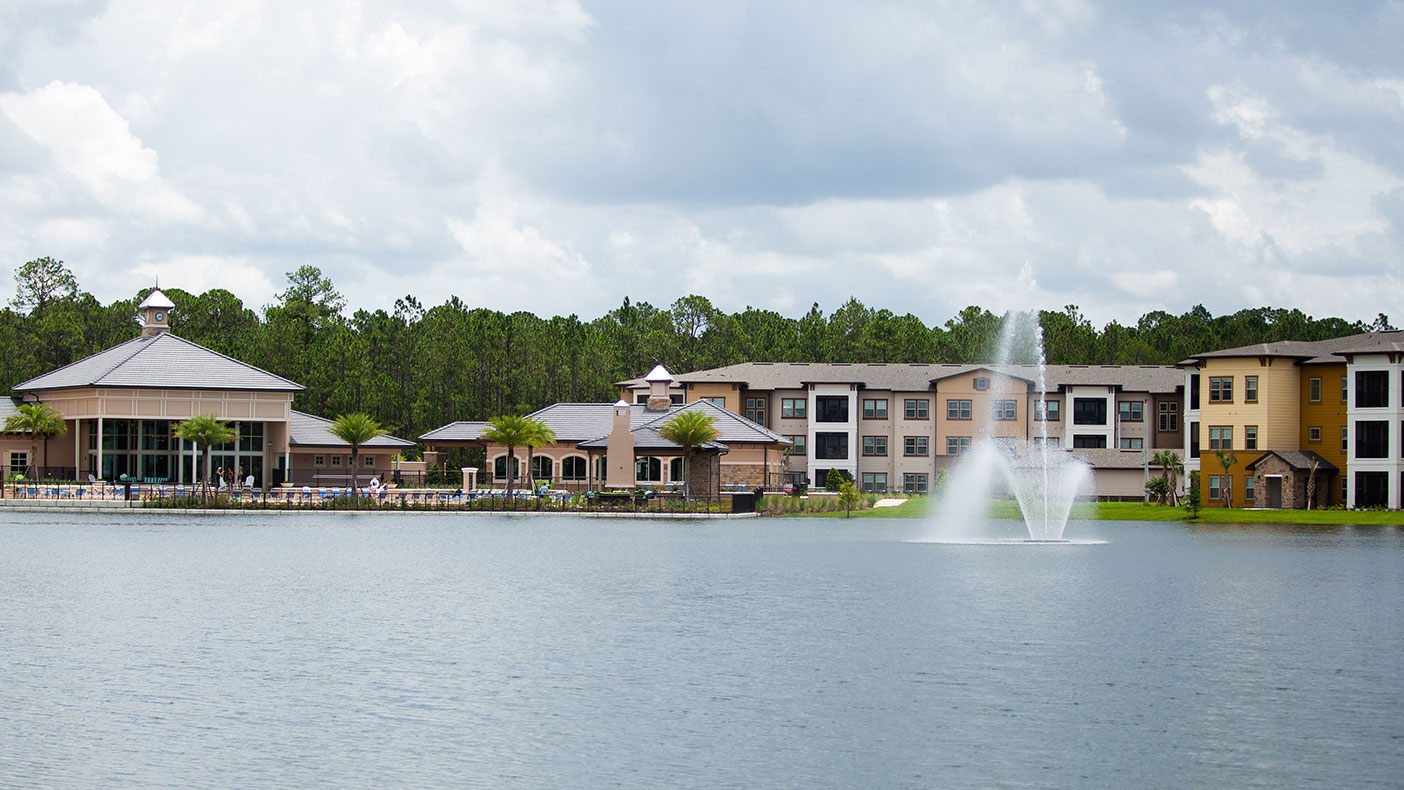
[1150,449,1182,505]
[3,403,68,480]
[174,415,237,504]
[658,410,719,502]
[329,412,386,507]
[1214,448,1237,508]
[482,415,556,501]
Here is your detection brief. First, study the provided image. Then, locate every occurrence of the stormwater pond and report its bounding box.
[2,513,1402,788]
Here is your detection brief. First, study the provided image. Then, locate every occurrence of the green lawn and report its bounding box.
[787,496,1404,526]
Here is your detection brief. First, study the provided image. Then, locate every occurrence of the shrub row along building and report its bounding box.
[4,287,1402,508]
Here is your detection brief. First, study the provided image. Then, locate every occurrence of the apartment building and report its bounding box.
[1180,330,1404,508]
[619,362,1184,497]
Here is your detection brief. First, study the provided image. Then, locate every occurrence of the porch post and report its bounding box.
[96,416,103,481]
[74,419,81,481]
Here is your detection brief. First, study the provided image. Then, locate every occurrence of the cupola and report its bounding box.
[643,364,674,410]
[138,288,175,337]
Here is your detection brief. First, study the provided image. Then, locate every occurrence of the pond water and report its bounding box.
[2,513,1402,789]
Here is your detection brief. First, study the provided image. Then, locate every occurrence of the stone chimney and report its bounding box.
[137,288,175,337]
[644,364,674,411]
[605,399,636,489]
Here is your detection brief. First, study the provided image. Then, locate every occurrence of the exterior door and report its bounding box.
[1267,477,1282,508]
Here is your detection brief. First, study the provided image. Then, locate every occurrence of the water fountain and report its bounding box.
[926,310,1091,543]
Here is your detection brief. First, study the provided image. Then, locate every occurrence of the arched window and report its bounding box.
[562,456,587,480]
[493,455,520,482]
[531,456,553,481]
[669,457,683,481]
[636,456,662,482]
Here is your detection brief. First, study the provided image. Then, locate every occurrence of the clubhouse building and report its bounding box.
[1,290,412,488]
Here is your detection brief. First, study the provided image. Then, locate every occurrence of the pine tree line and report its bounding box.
[3,257,1392,442]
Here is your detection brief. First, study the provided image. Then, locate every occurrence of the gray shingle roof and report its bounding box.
[420,400,789,450]
[622,362,1183,394]
[13,332,304,393]
[289,411,415,449]
[419,421,492,443]
[1244,450,1338,473]
[0,397,21,425]
[1067,447,1170,470]
[1183,332,1402,366]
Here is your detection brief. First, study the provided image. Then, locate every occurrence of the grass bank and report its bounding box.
[770,495,1404,526]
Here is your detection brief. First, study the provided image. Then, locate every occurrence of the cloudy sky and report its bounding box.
[1,1,1401,327]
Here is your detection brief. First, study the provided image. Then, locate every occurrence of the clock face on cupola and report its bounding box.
[137,288,176,337]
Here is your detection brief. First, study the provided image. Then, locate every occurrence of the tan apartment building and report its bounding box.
[619,362,1184,498]
[1181,330,1404,509]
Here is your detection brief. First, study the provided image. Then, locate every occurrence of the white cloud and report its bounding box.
[0,81,203,223]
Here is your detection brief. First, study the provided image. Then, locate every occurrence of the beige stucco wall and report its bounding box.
[934,370,1030,454]
[684,382,741,413]
[34,387,293,422]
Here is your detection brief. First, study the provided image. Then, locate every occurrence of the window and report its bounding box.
[1309,377,1322,402]
[1355,421,1388,458]
[1244,426,1257,450]
[785,435,806,456]
[1033,436,1060,448]
[635,393,648,404]
[862,436,887,456]
[974,377,989,391]
[703,397,726,407]
[1036,400,1060,421]
[947,399,972,420]
[1342,376,1349,403]
[636,457,662,482]
[1073,435,1107,449]
[1190,374,1201,410]
[1244,475,1255,501]
[671,393,684,405]
[562,457,587,480]
[1342,426,1349,454]
[494,456,519,480]
[1245,376,1258,403]
[330,455,342,467]
[862,399,888,420]
[904,399,929,419]
[1308,426,1321,442]
[1073,398,1108,426]
[1118,401,1143,422]
[905,436,930,456]
[745,397,767,426]
[903,473,929,494]
[1355,471,1388,507]
[1356,371,1389,408]
[314,455,325,467]
[1210,376,1234,402]
[815,396,849,423]
[1342,476,1349,503]
[532,456,553,480]
[9,452,27,476]
[944,437,970,456]
[1190,421,1200,455]
[1208,475,1222,501]
[781,398,806,419]
[1119,438,1143,450]
[1208,426,1232,451]
[993,400,1017,421]
[1158,402,1179,432]
[815,432,849,460]
[364,456,375,468]
[861,473,888,493]
[670,457,683,481]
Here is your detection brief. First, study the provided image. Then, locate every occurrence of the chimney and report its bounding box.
[644,364,674,411]
[605,399,636,489]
